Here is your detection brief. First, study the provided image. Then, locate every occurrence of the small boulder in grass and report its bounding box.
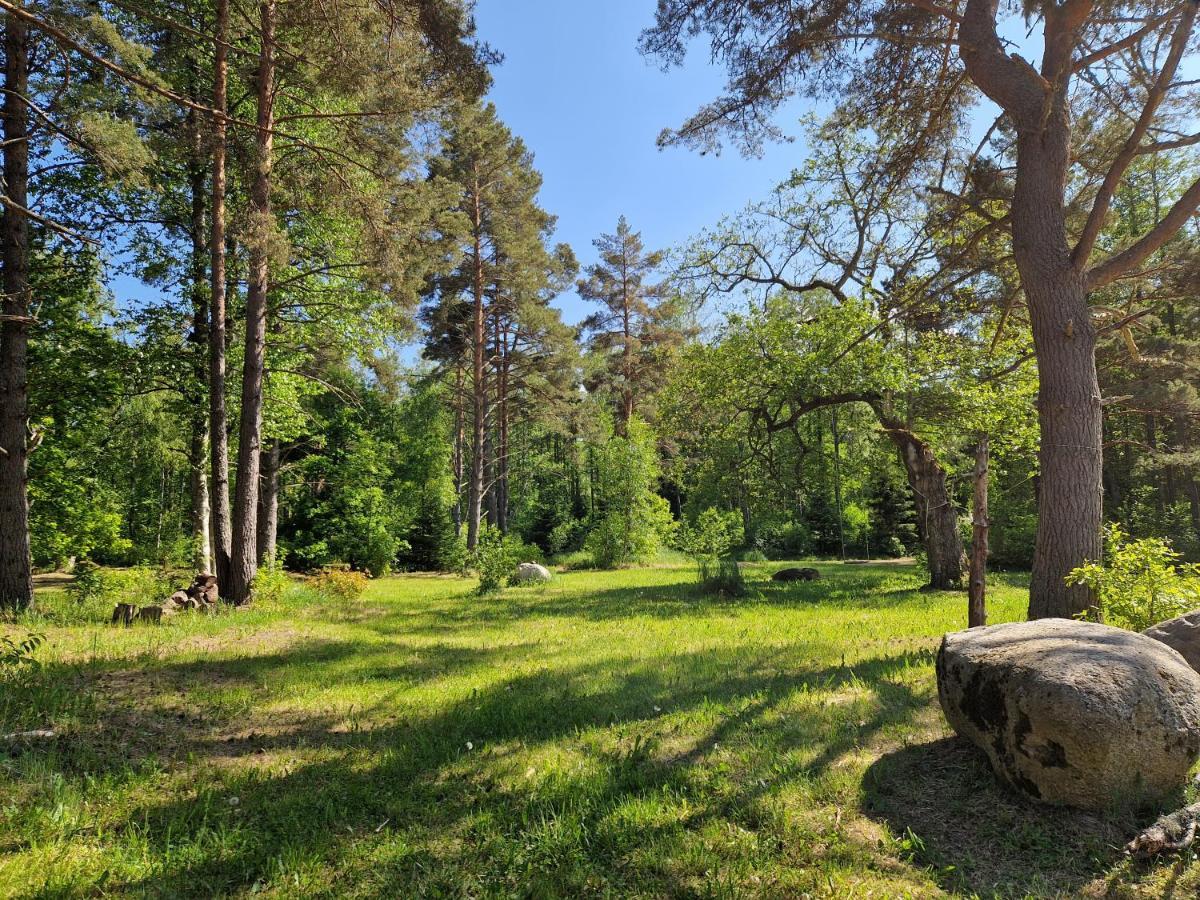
[937,618,1200,811]
[771,567,820,582]
[513,563,552,584]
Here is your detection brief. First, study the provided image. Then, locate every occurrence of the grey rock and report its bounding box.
[513,562,552,584]
[937,618,1200,810]
[1144,610,1200,673]
[771,567,820,582]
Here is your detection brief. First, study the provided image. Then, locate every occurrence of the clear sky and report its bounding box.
[473,0,814,324]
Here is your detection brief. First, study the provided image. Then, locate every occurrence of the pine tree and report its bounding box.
[577,217,689,432]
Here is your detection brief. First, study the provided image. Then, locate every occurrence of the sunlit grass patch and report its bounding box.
[0,561,1190,897]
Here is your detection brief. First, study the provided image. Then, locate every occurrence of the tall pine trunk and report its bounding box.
[452,365,464,536]
[1013,127,1103,620]
[229,0,276,603]
[465,174,486,551]
[969,436,990,628]
[256,439,279,566]
[208,0,233,591]
[187,137,213,573]
[497,325,510,533]
[0,15,33,612]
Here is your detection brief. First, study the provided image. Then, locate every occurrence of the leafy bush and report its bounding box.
[472,526,522,594]
[586,494,676,569]
[702,558,753,598]
[1,632,44,680]
[740,549,768,563]
[311,566,370,603]
[70,560,108,605]
[252,560,293,605]
[677,508,743,579]
[585,418,677,569]
[677,508,752,596]
[1067,523,1200,631]
[548,519,589,555]
[70,563,172,610]
[753,520,813,561]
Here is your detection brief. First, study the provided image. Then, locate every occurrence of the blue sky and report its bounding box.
[473,0,813,324]
[109,1,806,324]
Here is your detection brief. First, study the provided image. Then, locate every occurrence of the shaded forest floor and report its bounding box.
[1,563,1193,897]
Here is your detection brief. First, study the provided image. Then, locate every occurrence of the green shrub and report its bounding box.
[70,560,109,605]
[1,632,44,680]
[753,520,813,560]
[587,494,676,569]
[70,563,172,610]
[676,508,753,597]
[252,560,293,606]
[740,549,768,563]
[1067,523,1200,631]
[311,566,370,603]
[548,519,589,555]
[472,526,522,594]
[702,558,754,598]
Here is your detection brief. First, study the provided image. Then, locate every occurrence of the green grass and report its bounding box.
[0,562,1189,897]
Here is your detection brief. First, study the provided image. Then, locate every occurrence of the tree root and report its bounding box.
[1126,802,1200,858]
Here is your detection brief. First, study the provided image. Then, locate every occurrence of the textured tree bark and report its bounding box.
[256,439,279,567]
[0,16,33,612]
[969,436,990,628]
[887,424,965,590]
[452,364,464,537]
[497,321,510,533]
[1014,143,1102,620]
[187,125,213,574]
[960,0,1103,619]
[208,0,233,594]
[465,170,486,551]
[229,0,276,604]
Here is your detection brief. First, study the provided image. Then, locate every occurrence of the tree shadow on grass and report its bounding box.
[41,644,938,897]
[862,737,1139,898]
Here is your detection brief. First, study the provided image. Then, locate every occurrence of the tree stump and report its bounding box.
[110,603,137,626]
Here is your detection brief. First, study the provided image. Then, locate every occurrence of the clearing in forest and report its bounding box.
[0,563,1188,897]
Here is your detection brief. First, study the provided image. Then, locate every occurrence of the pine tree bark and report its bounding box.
[256,439,279,566]
[1016,163,1102,620]
[229,0,276,603]
[0,15,33,612]
[465,171,487,551]
[969,436,990,628]
[187,140,213,573]
[452,364,464,537]
[960,0,1104,619]
[208,0,233,593]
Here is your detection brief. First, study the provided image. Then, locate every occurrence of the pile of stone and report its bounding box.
[111,573,220,626]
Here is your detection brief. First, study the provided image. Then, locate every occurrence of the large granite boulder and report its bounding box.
[1144,610,1200,673]
[937,618,1200,810]
[513,562,552,584]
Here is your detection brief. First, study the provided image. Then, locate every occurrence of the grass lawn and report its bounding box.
[0,562,1193,897]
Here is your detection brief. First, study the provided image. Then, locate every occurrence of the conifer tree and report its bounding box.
[577,217,690,432]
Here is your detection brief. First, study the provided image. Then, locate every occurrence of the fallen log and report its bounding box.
[2,729,56,741]
[1126,801,1200,858]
